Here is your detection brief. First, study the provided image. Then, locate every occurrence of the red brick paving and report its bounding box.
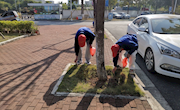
[0,25,152,110]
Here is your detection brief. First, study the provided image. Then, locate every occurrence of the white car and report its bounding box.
[118,12,131,19]
[112,12,123,19]
[127,14,180,79]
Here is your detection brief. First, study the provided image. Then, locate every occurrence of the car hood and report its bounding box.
[153,33,180,50]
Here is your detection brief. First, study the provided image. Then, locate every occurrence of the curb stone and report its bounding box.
[0,34,36,46]
[51,63,146,100]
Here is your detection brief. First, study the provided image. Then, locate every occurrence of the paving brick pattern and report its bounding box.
[0,25,152,110]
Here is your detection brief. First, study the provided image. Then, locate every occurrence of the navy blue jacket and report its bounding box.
[74,27,95,56]
[113,34,138,67]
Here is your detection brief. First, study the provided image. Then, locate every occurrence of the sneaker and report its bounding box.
[117,65,123,70]
[85,61,91,65]
[129,69,135,75]
[76,60,82,65]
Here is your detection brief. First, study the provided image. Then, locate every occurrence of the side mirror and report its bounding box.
[138,27,146,32]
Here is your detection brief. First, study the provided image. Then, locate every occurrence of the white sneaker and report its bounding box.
[85,61,91,65]
[76,60,82,65]
[129,69,135,75]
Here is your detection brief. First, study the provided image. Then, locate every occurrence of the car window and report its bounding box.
[139,18,149,29]
[133,18,142,27]
[151,18,180,34]
[3,13,8,17]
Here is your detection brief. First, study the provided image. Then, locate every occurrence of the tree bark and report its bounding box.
[93,0,96,31]
[81,0,84,18]
[95,0,107,81]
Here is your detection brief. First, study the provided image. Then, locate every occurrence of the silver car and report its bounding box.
[0,11,20,21]
[112,12,123,19]
[127,14,180,79]
[118,12,131,19]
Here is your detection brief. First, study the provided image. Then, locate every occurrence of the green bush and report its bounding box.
[0,21,38,34]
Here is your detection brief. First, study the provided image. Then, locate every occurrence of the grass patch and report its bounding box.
[0,33,23,42]
[57,64,144,96]
[104,34,108,39]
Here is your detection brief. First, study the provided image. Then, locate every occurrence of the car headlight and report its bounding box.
[157,43,180,58]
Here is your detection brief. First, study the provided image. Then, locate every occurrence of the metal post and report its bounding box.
[15,0,17,10]
[173,0,177,14]
[71,0,72,21]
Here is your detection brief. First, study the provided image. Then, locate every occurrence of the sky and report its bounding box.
[53,0,89,4]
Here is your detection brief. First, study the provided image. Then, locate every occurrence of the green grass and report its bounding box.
[104,34,108,39]
[57,64,144,96]
[0,33,23,42]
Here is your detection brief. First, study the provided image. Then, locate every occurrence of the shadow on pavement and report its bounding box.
[0,36,74,107]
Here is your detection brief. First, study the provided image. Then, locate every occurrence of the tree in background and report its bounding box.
[148,0,164,13]
[46,1,51,3]
[119,0,133,14]
[133,0,143,14]
[107,0,117,12]
[0,1,12,13]
[62,3,68,10]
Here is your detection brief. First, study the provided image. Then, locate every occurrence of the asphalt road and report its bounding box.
[105,20,180,110]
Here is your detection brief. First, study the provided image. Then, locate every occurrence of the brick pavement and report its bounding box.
[0,25,152,110]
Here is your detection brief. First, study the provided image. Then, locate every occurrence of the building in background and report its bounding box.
[85,0,92,6]
[28,2,62,20]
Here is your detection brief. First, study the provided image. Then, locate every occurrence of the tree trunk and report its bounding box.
[93,0,96,31]
[95,0,107,81]
[81,0,84,18]
[127,4,129,14]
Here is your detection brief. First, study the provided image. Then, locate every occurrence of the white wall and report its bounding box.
[62,10,110,19]
[62,10,142,19]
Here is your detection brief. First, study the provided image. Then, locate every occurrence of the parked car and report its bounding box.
[127,14,180,79]
[140,11,152,15]
[112,12,123,19]
[0,11,20,21]
[118,12,131,19]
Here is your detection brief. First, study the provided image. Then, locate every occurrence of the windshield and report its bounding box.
[151,18,180,34]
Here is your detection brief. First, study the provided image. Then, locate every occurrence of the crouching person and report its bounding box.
[74,27,96,65]
[111,34,138,74]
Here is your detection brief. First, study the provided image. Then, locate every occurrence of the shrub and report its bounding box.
[0,21,38,34]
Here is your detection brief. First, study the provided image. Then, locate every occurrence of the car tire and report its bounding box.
[144,48,155,72]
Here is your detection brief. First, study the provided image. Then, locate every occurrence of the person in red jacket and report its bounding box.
[111,34,138,74]
[74,27,95,65]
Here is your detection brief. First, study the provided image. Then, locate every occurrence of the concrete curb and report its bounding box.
[0,34,34,46]
[105,28,172,110]
[51,63,146,100]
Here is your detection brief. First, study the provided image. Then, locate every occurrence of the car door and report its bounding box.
[138,17,151,57]
[7,12,15,20]
[1,12,9,20]
[128,17,143,55]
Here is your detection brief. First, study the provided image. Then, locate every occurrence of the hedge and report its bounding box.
[0,21,38,34]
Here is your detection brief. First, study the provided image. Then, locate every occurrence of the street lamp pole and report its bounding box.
[71,0,72,21]
[173,0,177,14]
[15,0,17,10]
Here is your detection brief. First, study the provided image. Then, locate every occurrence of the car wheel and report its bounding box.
[144,48,155,72]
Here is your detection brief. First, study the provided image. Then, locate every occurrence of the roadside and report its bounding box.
[0,21,171,110]
[105,28,172,110]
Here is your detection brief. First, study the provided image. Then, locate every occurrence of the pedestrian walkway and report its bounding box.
[0,25,152,110]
